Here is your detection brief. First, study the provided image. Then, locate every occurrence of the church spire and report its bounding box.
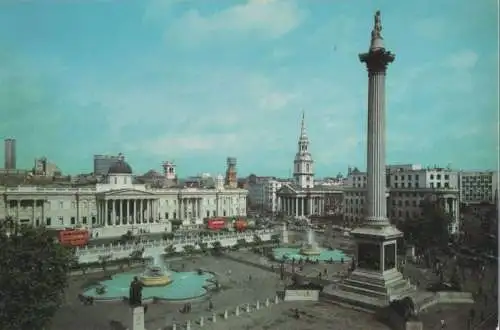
[299,109,308,141]
[293,110,314,189]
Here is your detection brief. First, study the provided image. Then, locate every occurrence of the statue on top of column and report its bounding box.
[371,10,382,39]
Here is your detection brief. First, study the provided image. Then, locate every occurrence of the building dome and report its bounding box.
[108,160,133,175]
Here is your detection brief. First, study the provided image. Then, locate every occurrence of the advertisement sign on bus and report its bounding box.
[206,219,226,230]
[58,229,90,247]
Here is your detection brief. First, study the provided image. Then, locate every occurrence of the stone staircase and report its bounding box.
[321,269,417,312]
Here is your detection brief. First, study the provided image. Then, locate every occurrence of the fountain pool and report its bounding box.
[82,253,216,302]
[273,228,351,262]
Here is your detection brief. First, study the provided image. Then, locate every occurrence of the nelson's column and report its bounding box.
[330,11,415,310]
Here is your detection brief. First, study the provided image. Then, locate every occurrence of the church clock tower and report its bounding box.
[293,112,314,188]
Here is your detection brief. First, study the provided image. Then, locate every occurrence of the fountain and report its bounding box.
[272,227,351,262]
[139,254,172,287]
[299,228,321,256]
[81,252,215,302]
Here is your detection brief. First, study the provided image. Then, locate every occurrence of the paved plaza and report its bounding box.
[51,253,388,330]
[51,231,498,330]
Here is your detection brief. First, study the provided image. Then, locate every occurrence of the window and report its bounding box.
[71,201,76,208]
[212,211,216,217]
[444,174,449,180]
[394,183,398,188]
[173,212,177,219]
[35,217,40,226]
[58,216,64,225]
[70,217,76,225]
[223,211,227,217]
[165,212,169,219]
[430,174,434,179]
[437,174,441,180]
[82,216,87,224]
[415,182,419,188]
[437,182,441,188]
[92,216,96,224]
[444,182,449,188]
[430,182,434,188]
[59,201,64,209]
[46,217,52,226]
[306,164,310,172]
[114,177,117,184]
[415,175,419,180]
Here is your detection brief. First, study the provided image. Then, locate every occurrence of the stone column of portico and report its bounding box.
[309,197,313,215]
[126,199,130,225]
[359,17,395,228]
[294,198,298,217]
[104,200,108,226]
[136,199,141,224]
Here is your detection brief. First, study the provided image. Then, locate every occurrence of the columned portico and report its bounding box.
[278,194,331,218]
[97,197,159,227]
[178,196,203,224]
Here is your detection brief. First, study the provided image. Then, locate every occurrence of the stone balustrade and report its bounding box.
[75,229,276,263]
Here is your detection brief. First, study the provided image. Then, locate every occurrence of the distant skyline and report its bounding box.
[0,0,498,177]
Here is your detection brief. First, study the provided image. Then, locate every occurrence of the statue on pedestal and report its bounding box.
[372,10,382,39]
[129,276,144,307]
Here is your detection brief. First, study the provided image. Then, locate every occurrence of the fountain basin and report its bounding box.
[273,247,351,262]
[140,266,173,287]
[299,244,322,256]
[82,270,215,302]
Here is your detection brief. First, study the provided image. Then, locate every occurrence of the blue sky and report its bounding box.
[0,0,497,177]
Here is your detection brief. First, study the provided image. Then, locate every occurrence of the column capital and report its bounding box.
[359,48,395,74]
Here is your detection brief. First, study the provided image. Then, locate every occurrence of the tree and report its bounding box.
[0,217,76,329]
[397,197,452,254]
[183,244,196,255]
[164,244,176,256]
[271,234,281,247]
[198,241,208,254]
[236,238,247,248]
[162,232,174,241]
[119,230,134,244]
[253,234,262,247]
[212,241,223,256]
[98,254,112,271]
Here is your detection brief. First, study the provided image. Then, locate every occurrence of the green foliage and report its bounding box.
[236,238,247,247]
[211,241,223,255]
[164,244,176,255]
[119,230,134,244]
[271,234,280,246]
[253,234,262,246]
[397,198,452,253]
[0,217,75,329]
[182,244,196,255]
[198,241,208,253]
[162,232,174,240]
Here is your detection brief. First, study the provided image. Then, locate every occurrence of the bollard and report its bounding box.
[199,316,204,327]
[212,312,217,323]
[275,295,279,304]
[186,320,191,330]
[265,298,270,307]
[246,303,251,313]
[235,306,240,316]
[224,309,228,319]
[256,300,260,310]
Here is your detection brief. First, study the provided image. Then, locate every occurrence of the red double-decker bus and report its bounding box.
[206,218,226,230]
[58,229,90,247]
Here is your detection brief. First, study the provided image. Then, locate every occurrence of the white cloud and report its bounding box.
[445,50,479,70]
[166,0,305,44]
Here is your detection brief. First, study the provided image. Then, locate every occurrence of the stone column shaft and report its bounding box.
[365,70,388,225]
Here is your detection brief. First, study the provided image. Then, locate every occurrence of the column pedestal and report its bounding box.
[130,306,145,330]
